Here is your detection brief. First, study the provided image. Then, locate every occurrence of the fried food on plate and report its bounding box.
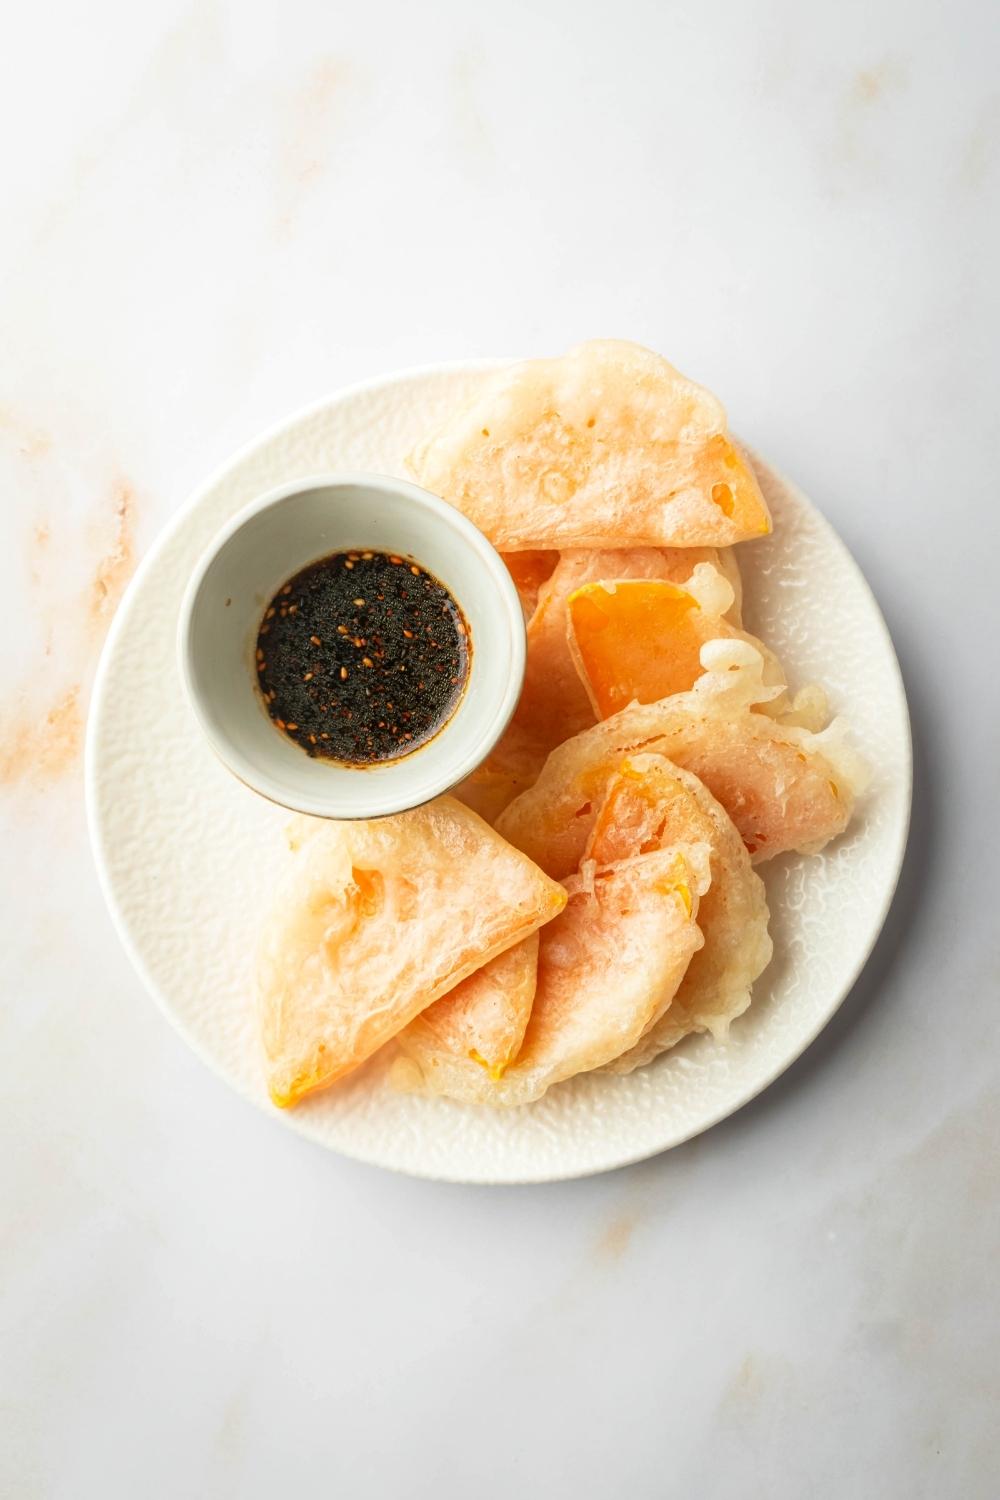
[395,933,539,1086]
[395,839,711,1106]
[566,562,784,719]
[407,340,772,550]
[253,339,873,1115]
[502,550,558,620]
[454,548,740,824]
[497,640,868,876]
[585,755,771,1069]
[258,800,565,1107]
[516,547,732,752]
[450,720,547,826]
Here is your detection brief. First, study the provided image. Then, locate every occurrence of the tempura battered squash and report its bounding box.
[256,340,871,1115]
[450,721,549,826]
[502,550,558,620]
[566,563,782,719]
[497,640,867,876]
[395,933,539,1085]
[258,800,565,1106]
[407,341,772,550]
[516,547,735,751]
[394,840,711,1106]
[454,550,740,823]
[586,756,772,1067]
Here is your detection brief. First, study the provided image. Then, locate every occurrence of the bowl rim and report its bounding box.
[176,469,526,819]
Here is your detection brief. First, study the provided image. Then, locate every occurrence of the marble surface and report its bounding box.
[1,1,997,1494]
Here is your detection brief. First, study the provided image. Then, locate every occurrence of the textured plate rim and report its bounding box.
[85,359,913,1185]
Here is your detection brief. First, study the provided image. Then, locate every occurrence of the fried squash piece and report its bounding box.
[258,800,566,1107]
[407,340,772,550]
[567,562,781,719]
[518,547,731,747]
[394,840,711,1106]
[586,756,772,1068]
[453,548,737,823]
[502,550,558,620]
[496,640,868,876]
[395,933,539,1086]
[450,721,548,825]
[569,579,704,716]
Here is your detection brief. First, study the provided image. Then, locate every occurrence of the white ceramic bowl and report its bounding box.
[177,472,525,819]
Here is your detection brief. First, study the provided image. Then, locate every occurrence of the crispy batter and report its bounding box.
[394,840,711,1106]
[453,550,739,824]
[258,800,565,1106]
[396,933,539,1084]
[497,640,868,875]
[587,756,772,1067]
[407,341,772,549]
[502,550,558,620]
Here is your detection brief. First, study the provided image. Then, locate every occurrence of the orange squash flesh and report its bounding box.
[567,580,723,718]
[502,550,558,618]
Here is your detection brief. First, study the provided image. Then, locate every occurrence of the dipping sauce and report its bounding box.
[255,550,470,764]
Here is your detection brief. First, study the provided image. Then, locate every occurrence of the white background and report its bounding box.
[2,2,998,1496]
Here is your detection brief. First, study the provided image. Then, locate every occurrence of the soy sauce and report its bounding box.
[256,551,470,764]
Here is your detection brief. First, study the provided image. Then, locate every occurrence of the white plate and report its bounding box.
[86,361,911,1184]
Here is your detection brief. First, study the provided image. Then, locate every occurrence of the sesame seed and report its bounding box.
[259,548,468,764]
